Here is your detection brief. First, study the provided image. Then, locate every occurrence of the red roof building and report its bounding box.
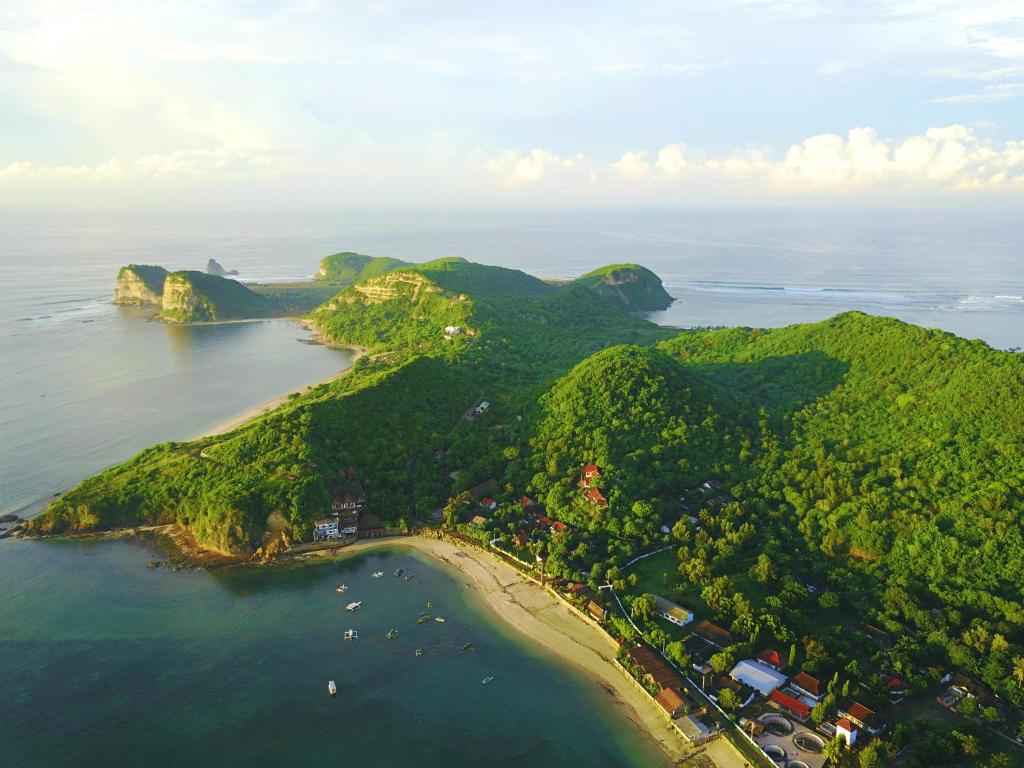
[756,649,783,670]
[770,689,810,719]
[550,521,567,534]
[519,494,535,507]
[585,487,609,507]
[791,671,823,700]
[580,463,602,488]
[480,497,497,510]
[655,687,688,718]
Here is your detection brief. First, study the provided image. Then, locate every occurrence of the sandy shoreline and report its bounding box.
[290,535,704,766]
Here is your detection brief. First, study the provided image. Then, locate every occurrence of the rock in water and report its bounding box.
[206,259,239,276]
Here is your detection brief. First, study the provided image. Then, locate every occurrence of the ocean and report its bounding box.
[0,207,1020,766]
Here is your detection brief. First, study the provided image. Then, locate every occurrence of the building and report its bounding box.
[756,648,783,671]
[519,494,535,508]
[467,478,498,500]
[470,515,487,528]
[838,701,884,735]
[790,671,823,701]
[332,493,359,512]
[694,619,734,647]
[314,518,340,541]
[338,509,359,536]
[585,487,608,507]
[836,718,858,746]
[770,688,810,720]
[444,325,464,338]
[358,513,385,539]
[479,497,497,511]
[728,659,788,697]
[588,600,608,621]
[580,463,602,488]
[652,595,694,627]
[625,645,682,690]
[656,687,689,718]
[513,530,531,548]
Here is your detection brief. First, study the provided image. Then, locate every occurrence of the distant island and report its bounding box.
[206,258,239,276]
[27,253,1024,766]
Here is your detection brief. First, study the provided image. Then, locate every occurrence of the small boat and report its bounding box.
[426,602,433,609]
[386,629,399,640]
[417,614,432,624]
[415,648,423,657]
[461,642,473,651]
[404,574,413,581]
[372,571,384,578]
[482,676,494,685]
[435,617,445,623]
[393,568,403,577]
[328,680,337,696]
[335,585,348,593]
[345,601,362,612]
[344,629,358,641]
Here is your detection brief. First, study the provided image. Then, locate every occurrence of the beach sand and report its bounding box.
[292,535,746,768]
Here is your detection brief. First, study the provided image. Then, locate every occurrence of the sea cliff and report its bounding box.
[113,265,168,306]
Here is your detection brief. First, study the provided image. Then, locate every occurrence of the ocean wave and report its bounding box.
[16,298,112,323]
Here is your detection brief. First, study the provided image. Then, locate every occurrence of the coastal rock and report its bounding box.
[113,265,168,306]
[160,271,272,322]
[571,264,674,311]
[206,259,239,277]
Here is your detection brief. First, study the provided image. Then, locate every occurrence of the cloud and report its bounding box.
[819,59,863,75]
[1,148,284,181]
[929,83,1024,103]
[483,125,1024,195]
[482,149,586,186]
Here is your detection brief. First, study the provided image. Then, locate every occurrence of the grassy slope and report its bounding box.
[571,263,674,311]
[160,271,274,322]
[315,252,410,282]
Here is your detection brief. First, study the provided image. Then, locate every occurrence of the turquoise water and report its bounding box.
[0,538,667,767]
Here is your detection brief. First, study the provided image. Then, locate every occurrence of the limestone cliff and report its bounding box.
[160,271,272,322]
[570,264,674,311]
[113,265,169,306]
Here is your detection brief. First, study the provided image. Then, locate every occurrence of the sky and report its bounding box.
[1,0,1023,208]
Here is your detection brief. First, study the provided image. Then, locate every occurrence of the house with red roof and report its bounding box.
[656,687,689,718]
[790,671,824,702]
[580,463,602,488]
[756,648,783,671]
[836,718,858,746]
[480,497,497,511]
[585,487,608,507]
[839,701,885,735]
[770,689,810,720]
[519,494,535,508]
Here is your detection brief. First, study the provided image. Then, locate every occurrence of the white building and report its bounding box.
[444,325,465,338]
[652,595,694,627]
[836,718,858,746]
[728,659,788,697]
[314,518,340,541]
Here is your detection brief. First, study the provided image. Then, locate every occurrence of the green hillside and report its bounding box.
[571,263,673,311]
[315,251,409,282]
[160,271,274,322]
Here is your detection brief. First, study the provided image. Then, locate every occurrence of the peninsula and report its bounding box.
[30,253,1024,767]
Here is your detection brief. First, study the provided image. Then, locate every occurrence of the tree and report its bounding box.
[442,491,470,528]
[665,641,692,670]
[749,553,775,583]
[718,688,740,712]
[954,731,981,758]
[981,706,1001,726]
[859,739,888,768]
[1012,655,1024,688]
[710,650,734,675]
[631,593,656,623]
[957,696,978,718]
[823,736,844,766]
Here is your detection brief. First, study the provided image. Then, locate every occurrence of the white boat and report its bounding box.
[372,571,384,578]
[345,601,362,612]
[394,568,403,577]
[335,585,348,593]
[386,629,399,640]
[482,676,494,685]
[434,617,445,623]
[328,680,337,696]
[344,629,358,641]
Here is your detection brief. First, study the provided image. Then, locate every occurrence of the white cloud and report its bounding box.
[482,149,586,186]
[929,83,1024,103]
[819,59,863,75]
[483,125,1024,196]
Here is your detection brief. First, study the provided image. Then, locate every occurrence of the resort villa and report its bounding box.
[790,671,824,701]
[580,463,602,488]
[313,518,340,541]
[652,595,694,627]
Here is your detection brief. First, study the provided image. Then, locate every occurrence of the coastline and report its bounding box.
[286,535,702,766]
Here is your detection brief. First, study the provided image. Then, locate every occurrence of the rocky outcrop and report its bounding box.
[206,259,238,276]
[571,264,674,312]
[160,271,271,322]
[113,265,168,306]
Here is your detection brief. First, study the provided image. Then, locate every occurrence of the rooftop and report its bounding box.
[729,659,788,697]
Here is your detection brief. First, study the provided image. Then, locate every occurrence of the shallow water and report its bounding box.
[0,538,666,767]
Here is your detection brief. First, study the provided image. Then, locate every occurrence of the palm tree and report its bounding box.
[1012,655,1024,688]
[823,736,844,766]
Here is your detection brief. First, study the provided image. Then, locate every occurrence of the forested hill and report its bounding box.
[315,251,410,282]
[32,258,1024,710]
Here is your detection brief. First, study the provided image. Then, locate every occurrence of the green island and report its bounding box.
[113,251,403,322]
[33,255,1024,767]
